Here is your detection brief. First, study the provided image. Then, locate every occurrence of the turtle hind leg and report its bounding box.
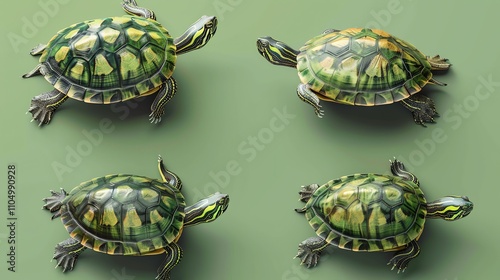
[389,159,419,186]
[29,44,47,56]
[387,240,420,273]
[157,155,182,190]
[295,237,329,268]
[156,243,183,280]
[43,189,68,219]
[149,78,177,124]
[400,94,439,127]
[53,238,86,273]
[28,89,69,126]
[121,0,155,19]
[297,184,320,203]
[427,55,451,71]
[23,64,43,78]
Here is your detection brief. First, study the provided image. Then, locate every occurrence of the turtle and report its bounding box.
[294,159,473,272]
[256,28,452,126]
[23,0,218,126]
[42,155,229,280]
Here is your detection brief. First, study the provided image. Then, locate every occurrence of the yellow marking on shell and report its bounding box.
[148,31,165,44]
[71,192,87,207]
[329,37,350,49]
[319,56,335,74]
[94,54,114,75]
[378,39,399,53]
[123,208,142,228]
[149,209,163,224]
[140,189,159,203]
[365,54,387,78]
[54,46,70,63]
[347,202,365,225]
[101,204,119,226]
[93,238,106,251]
[112,17,132,25]
[113,185,134,201]
[339,56,359,72]
[91,188,112,203]
[139,248,165,256]
[161,195,176,208]
[341,28,362,36]
[87,19,104,30]
[126,27,146,41]
[133,17,151,26]
[142,45,162,64]
[355,36,377,49]
[73,34,97,51]
[384,186,402,202]
[83,207,95,222]
[106,243,118,254]
[392,64,404,76]
[369,205,388,228]
[329,206,346,225]
[64,29,79,40]
[371,29,391,37]
[100,27,121,44]
[70,62,85,77]
[393,207,408,224]
[119,51,141,75]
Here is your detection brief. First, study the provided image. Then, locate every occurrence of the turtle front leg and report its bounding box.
[150,78,177,124]
[29,43,47,56]
[387,240,420,273]
[28,89,69,126]
[427,55,451,71]
[389,159,419,186]
[42,189,68,219]
[295,236,329,268]
[121,0,155,19]
[400,94,438,127]
[297,84,324,118]
[53,238,86,273]
[156,243,183,280]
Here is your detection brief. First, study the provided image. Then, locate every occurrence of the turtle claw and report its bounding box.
[148,112,162,124]
[53,238,85,273]
[43,189,67,218]
[295,246,320,268]
[315,108,324,118]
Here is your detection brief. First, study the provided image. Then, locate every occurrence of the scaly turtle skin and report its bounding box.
[43,156,229,280]
[294,159,473,272]
[257,28,451,126]
[23,0,217,126]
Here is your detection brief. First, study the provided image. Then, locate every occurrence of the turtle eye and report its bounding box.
[257,40,268,52]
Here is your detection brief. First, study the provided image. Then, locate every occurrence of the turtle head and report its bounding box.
[257,36,298,68]
[174,15,218,55]
[184,192,229,227]
[426,196,473,221]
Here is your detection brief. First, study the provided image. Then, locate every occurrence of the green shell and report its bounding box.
[296,28,432,106]
[39,16,176,104]
[304,173,427,252]
[59,174,185,256]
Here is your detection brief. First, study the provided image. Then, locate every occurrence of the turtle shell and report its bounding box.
[59,174,185,256]
[296,28,432,106]
[39,15,176,104]
[304,173,427,252]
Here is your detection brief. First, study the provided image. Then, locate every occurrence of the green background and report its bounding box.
[0,0,498,279]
